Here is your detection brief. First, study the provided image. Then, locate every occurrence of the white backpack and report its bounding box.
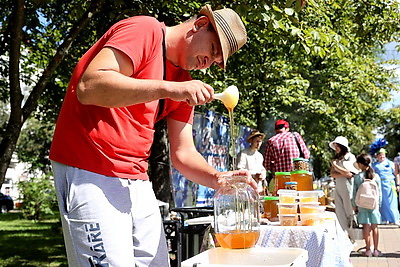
[355,177,379,210]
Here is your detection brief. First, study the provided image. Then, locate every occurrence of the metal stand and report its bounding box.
[163,220,182,267]
[170,207,214,261]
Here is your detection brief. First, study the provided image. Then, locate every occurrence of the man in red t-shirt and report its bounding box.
[50,4,252,266]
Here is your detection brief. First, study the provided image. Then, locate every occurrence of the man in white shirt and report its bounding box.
[237,130,267,194]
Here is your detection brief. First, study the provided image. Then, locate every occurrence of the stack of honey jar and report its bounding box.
[261,189,332,226]
[260,157,327,226]
[273,158,313,194]
[274,189,326,226]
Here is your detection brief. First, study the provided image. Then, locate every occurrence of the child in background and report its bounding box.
[352,153,382,257]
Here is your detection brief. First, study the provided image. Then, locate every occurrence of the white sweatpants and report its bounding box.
[52,161,170,267]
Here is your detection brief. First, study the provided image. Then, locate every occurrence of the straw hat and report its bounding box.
[329,136,350,151]
[342,160,360,174]
[246,130,266,143]
[199,4,247,69]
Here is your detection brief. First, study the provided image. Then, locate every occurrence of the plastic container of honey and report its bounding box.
[278,203,298,214]
[273,172,291,195]
[298,202,320,214]
[290,170,313,191]
[300,213,320,226]
[298,190,321,203]
[260,196,279,222]
[279,214,298,226]
[277,189,298,204]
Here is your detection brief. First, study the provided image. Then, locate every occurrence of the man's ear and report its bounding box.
[192,15,210,32]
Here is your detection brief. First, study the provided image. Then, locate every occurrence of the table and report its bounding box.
[256,212,353,267]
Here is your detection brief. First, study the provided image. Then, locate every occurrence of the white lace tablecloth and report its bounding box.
[256,212,353,267]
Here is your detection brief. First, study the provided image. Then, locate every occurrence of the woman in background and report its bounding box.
[329,136,357,241]
[372,148,400,225]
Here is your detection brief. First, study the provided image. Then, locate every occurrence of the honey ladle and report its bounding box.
[214,85,239,111]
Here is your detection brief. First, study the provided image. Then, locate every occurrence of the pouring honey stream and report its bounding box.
[214,85,239,170]
[213,86,260,249]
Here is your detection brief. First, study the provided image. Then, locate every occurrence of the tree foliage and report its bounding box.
[196,0,400,176]
[382,105,400,158]
[0,0,400,194]
[17,174,57,221]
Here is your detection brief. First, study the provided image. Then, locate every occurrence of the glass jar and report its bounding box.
[285,181,298,191]
[260,196,279,222]
[290,170,313,191]
[214,175,260,249]
[273,172,291,196]
[292,158,309,171]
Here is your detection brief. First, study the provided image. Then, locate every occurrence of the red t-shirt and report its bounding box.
[49,16,193,180]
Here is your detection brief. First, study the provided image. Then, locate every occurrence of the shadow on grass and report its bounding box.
[0,211,67,267]
[0,211,23,221]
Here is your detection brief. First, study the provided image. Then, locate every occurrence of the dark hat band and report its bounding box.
[214,12,238,55]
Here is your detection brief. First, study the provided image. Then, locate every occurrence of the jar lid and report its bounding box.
[293,158,309,162]
[285,181,298,185]
[290,170,309,174]
[275,172,291,175]
[263,196,279,200]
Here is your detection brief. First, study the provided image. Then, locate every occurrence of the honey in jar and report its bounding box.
[290,170,313,191]
[261,196,279,221]
[273,172,291,195]
[285,181,298,190]
[215,230,260,249]
[292,158,310,171]
[214,175,260,249]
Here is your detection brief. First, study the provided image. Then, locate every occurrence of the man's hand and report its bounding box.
[217,170,258,191]
[167,80,214,106]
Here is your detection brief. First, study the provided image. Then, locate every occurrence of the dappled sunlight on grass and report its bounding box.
[0,211,67,266]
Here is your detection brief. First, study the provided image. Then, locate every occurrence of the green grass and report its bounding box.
[0,211,67,267]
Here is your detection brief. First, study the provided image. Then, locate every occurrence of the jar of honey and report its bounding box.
[214,175,260,249]
[292,158,309,171]
[285,181,298,191]
[273,172,291,196]
[261,196,279,222]
[290,170,313,191]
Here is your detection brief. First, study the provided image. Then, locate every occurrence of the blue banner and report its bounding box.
[172,110,252,207]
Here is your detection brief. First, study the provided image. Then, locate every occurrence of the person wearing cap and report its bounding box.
[372,148,400,226]
[263,119,310,175]
[329,136,359,240]
[49,5,250,266]
[237,130,267,194]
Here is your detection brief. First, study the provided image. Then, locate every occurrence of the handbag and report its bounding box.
[347,214,363,241]
[292,132,305,158]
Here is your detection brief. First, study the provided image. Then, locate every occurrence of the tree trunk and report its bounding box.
[0,123,22,188]
[0,0,105,189]
[0,0,24,189]
[148,120,174,206]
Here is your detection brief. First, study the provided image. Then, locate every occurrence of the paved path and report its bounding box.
[350,224,400,267]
